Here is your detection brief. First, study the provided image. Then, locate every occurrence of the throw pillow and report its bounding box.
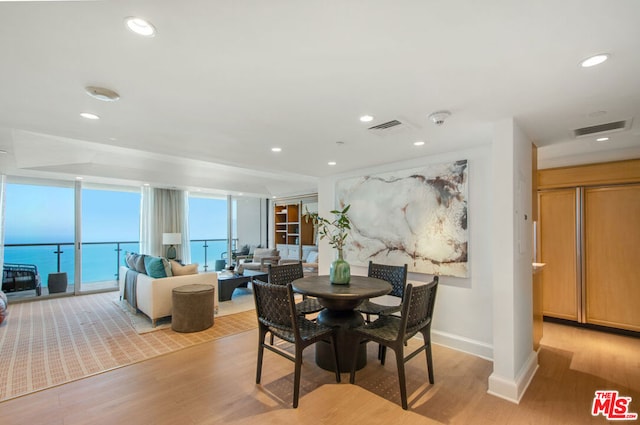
[170,260,199,276]
[253,248,279,262]
[144,256,168,278]
[161,257,172,277]
[125,252,146,274]
[134,255,147,274]
[125,252,137,269]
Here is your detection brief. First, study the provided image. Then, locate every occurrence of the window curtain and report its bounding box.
[0,175,6,273]
[140,187,191,263]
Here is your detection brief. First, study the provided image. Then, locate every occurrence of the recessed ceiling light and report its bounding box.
[80,112,100,120]
[75,176,83,180]
[271,147,282,152]
[580,54,609,68]
[359,115,374,123]
[85,86,120,102]
[125,17,156,37]
[143,183,150,187]
[596,137,610,142]
[414,140,425,146]
[328,161,337,166]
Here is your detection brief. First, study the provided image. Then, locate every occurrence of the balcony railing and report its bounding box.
[3,238,238,286]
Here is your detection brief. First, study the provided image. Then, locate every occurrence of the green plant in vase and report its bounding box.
[305,204,352,284]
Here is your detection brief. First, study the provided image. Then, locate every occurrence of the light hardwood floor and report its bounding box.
[0,321,638,425]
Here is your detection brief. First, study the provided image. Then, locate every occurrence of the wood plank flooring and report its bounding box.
[0,321,638,425]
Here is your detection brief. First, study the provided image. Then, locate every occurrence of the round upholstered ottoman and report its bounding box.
[171,284,215,332]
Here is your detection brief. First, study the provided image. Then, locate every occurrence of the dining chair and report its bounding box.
[349,276,439,410]
[268,262,323,316]
[252,279,340,408]
[356,261,408,323]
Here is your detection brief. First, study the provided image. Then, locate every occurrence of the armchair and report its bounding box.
[237,248,280,272]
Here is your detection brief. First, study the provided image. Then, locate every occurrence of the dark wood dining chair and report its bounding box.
[356,261,408,322]
[349,277,439,410]
[268,262,323,316]
[252,280,340,408]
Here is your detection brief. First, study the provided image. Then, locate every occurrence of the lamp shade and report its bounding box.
[162,233,182,245]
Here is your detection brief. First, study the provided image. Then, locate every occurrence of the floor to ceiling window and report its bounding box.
[188,194,229,271]
[2,179,75,299]
[80,185,140,292]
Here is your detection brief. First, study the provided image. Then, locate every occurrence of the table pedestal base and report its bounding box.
[315,309,366,373]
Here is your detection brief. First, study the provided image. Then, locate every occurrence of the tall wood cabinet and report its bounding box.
[584,185,640,331]
[538,159,640,332]
[539,189,579,321]
[274,202,314,260]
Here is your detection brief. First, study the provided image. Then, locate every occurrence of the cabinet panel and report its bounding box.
[584,185,640,332]
[539,189,578,320]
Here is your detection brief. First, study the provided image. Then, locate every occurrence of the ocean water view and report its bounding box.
[3,239,230,287]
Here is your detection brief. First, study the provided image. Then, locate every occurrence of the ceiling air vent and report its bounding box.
[368,120,402,130]
[573,120,629,138]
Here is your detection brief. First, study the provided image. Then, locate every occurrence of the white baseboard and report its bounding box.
[487,351,538,403]
[431,329,493,360]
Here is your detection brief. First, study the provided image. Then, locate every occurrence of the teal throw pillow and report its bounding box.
[144,255,168,278]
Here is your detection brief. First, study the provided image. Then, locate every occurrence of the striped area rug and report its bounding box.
[0,292,257,402]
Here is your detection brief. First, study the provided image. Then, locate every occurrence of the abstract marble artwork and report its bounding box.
[336,160,468,277]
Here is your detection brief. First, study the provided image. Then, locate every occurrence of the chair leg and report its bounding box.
[380,345,387,365]
[330,335,341,383]
[256,328,267,384]
[395,347,408,410]
[349,337,361,384]
[293,347,303,408]
[426,339,434,384]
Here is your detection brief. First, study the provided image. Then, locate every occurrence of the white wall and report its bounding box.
[318,144,495,359]
[236,197,266,248]
[488,118,536,403]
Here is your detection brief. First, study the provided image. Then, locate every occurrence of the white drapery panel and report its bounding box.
[0,175,6,273]
[140,187,191,263]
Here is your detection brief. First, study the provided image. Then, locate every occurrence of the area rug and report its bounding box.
[113,286,256,334]
[0,291,257,402]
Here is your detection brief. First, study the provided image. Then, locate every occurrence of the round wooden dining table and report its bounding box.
[292,275,392,372]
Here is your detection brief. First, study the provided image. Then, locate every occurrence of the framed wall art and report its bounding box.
[336,159,468,277]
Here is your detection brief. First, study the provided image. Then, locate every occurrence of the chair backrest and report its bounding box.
[268,261,304,286]
[253,248,279,262]
[252,279,299,336]
[399,276,439,340]
[367,261,408,298]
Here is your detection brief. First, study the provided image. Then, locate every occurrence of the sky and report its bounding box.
[3,184,228,244]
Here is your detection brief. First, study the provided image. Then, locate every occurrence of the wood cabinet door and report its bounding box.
[539,189,578,320]
[584,184,640,332]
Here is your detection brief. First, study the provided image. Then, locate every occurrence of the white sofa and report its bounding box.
[119,266,218,327]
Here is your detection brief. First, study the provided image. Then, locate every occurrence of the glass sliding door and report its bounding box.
[188,194,229,271]
[80,184,141,293]
[3,179,75,299]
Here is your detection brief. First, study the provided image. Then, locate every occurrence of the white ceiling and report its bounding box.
[1,0,639,197]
